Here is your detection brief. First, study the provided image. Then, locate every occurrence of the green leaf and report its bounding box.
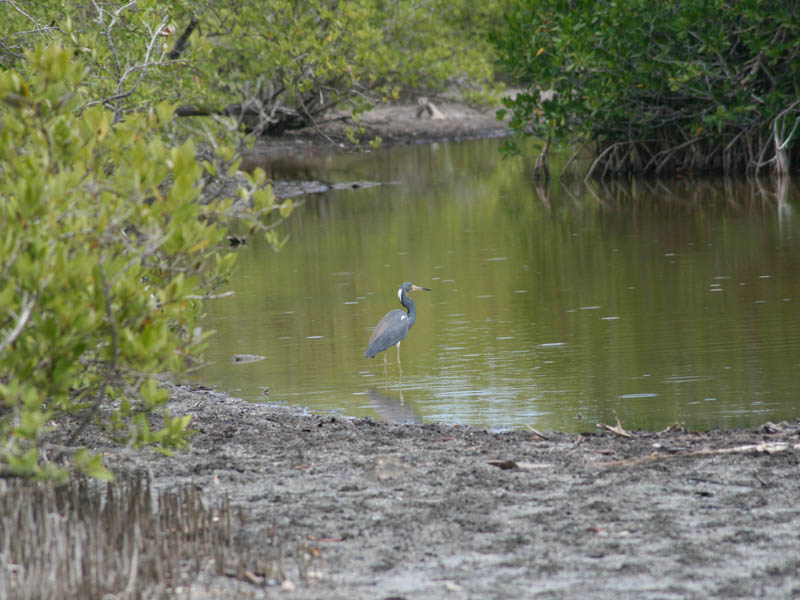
[74,448,114,481]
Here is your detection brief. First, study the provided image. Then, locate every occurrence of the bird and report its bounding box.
[364,282,431,363]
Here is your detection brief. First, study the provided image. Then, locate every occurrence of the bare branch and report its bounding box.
[0,25,59,44]
[0,293,37,354]
[186,291,235,300]
[79,60,176,110]
[4,0,44,29]
[109,15,170,120]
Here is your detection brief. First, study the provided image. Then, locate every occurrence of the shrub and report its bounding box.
[2,0,500,144]
[492,0,800,177]
[0,46,279,479]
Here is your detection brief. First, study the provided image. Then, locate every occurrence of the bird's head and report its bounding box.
[398,282,431,301]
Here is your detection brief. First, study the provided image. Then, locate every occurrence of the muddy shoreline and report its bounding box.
[10,101,800,599]
[95,385,800,599]
[168,103,800,597]
[279,98,511,150]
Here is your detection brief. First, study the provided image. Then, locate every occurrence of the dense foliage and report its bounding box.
[0,3,284,480]
[2,0,499,142]
[171,0,500,138]
[0,46,286,480]
[492,0,800,177]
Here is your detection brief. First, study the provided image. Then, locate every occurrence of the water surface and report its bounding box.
[195,139,800,432]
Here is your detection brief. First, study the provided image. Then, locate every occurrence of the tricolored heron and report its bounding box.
[364,282,431,363]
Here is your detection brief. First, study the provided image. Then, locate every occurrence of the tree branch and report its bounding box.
[0,292,36,354]
[168,16,199,60]
[4,0,44,28]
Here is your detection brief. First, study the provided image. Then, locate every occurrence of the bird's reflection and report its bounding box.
[367,388,422,424]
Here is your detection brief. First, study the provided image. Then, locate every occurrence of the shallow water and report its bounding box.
[195,139,800,432]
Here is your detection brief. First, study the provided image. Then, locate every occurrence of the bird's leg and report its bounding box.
[396,341,403,374]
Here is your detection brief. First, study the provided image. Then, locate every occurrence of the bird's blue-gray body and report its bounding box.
[364,308,414,358]
[364,282,429,359]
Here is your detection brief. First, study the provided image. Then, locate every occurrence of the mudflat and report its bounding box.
[99,384,800,599]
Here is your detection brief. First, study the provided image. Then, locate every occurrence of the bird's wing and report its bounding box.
[365,309,410,356]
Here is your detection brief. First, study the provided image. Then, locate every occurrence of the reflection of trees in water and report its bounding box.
[588,177,794,216]
[514,173,796,220]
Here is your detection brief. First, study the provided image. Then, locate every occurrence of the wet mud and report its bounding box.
[91,385,800,599]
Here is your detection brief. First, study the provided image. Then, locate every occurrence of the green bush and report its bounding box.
[0,45,279,480]
[492,0,800,177]
[171,0,500,136]
[2,1,500,143]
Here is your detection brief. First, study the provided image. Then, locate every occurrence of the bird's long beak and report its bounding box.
[410,284,431,292]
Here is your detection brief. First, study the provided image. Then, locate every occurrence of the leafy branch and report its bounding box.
[493,0,800,177]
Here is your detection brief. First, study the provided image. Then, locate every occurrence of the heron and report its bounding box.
[364,282,431,363]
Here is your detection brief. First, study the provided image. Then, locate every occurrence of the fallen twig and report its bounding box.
[525,425,550,440]
[596,411,632,438]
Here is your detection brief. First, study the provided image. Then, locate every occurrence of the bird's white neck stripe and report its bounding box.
[397,287,403,302]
